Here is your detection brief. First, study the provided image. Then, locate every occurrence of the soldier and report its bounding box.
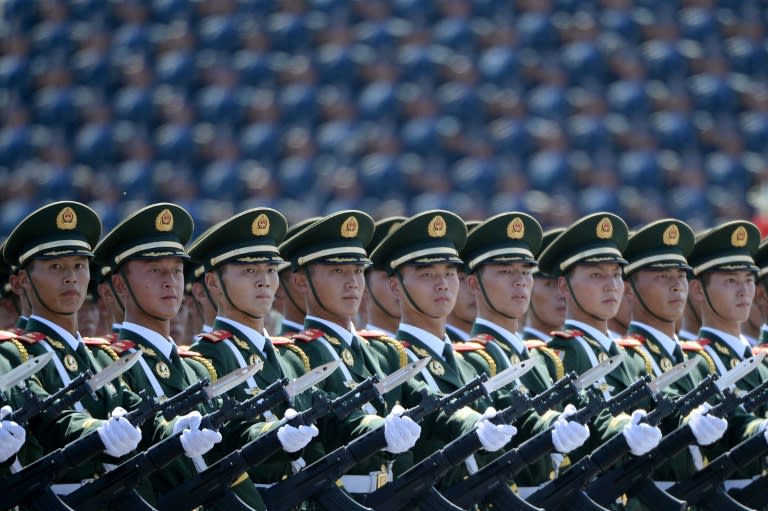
[678,298,703,342]
[274,217,319,336]
[363,217,405,337]
[369,210,526,489]
[620,219,730,485]
[608,294,631,339]
[278,210,422,497]
[0,201,143,497]
[446,220,480,342]
[523,227,566,343]
[536,212,662,458]
[0,242,20,331]
[187,207,322,486]
[94,264,124,337]
[458,211,590,491]
[753,238,768,346]
[186,258,217,337]
[92,202,268,507]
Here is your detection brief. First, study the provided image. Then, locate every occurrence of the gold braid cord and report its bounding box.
[377,336,408,369]
[9,338,28,363]
[190,356,218,383]
[283,343,311,373]
[473,348,497,377]
[532,345,565,381]
[98,345,120,361]
[631,346,653,376]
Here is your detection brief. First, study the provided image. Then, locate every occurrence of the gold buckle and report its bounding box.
[375,464,389,489]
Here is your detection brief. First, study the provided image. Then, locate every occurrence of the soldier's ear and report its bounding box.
[688,278,705,303]
[292,270,309,294]
[203,271,218,293]
[388,273,402,298]
[465,273,481,296]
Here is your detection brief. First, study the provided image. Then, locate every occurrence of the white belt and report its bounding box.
[654,479,754,491]
[340,467,393,493]
[51,480,94,495]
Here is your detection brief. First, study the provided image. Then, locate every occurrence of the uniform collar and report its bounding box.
[216,316,267,353]
[305,315,355,347]
[629,321,677,357]
[398,323,450,357]
[700,327,751,357]
[566,319,614,352]
[474,317,525,353]
[121,321,175,359]
[29,315,82,351]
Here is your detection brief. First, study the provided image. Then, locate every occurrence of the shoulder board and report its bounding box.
[292,329,325,343]
[8,327,24,335]
[111,340,137,353]
[105,332,119,342]
[83,336,111,346]
[549,329,585,339]
[524,339,547,349]
[270,336,294,346]
[198,329,234,343]
[469,334,495,346]
[179,349,203,358]
[695,338,711,346]
[0,330,18,341]
[399,340,411,349]
[16,332,46,344]
[356,329,388,339]
[453,341,485,352]
[680,341,704,352]
[616,336,645,348]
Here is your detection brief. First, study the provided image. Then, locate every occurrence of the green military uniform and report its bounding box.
[370,210,546,490]
[92,202,265,509]
[0,201,147,494]
[279,211,424,494]
[537,213,654,457]
[187,207,326,483]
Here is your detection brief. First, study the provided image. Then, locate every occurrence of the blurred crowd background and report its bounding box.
[1,0,768,236]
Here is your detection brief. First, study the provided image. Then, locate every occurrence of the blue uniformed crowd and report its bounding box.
[1,200,768,511]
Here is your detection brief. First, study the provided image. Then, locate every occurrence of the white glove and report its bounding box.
[383,404,421,454]
[97,407,142,458]
[551,404,591,453]
[0,405,25,463]
[173,410,222,458]
[688,403,728,446]
[622,409,662,456]
[476,407,517,452]
[277,408,319,453]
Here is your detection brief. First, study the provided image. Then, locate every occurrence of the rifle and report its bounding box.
[586,354,767,511]
[729,475,768,510]
[261,357,539,511]
[157,357,434,511]
[360,356,631,511]
[442,353,691,511]
[665,377,768,511]
[0,357,257,511]
[65,359,300,511]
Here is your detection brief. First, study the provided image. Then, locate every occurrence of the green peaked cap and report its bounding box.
[4,201,101,268]
[461,212,542,272]
[279,210,374,271]
[538,212,629,277]
[370,210,466,276]
[687,220,759,277]
[94,202,193,270]
[623,219,694,276]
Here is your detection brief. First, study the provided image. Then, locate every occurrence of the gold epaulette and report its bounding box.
[549,329,585,339]
[356,329,389,339]
[526,341,564,381]
[83,337,120,361]
[180,351,218,382]
[281,343,311,373]
[375,336,408,369]
[197,329,234,343]
[270,336,293,346]
[454,342,497,377]
[615,335,645,348]
[291,329,325,343]
[468,334,495,346]
[111,339,137,354]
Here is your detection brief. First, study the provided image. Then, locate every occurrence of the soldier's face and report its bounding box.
[450,271,477,324]
[365,269,399,318]
[393,263,459,320]
[22,256,90,316]
[212,262,279,321]
[627,268,688,323]
[529,276,566,329]
[296,263,365,324]
[118,257,185,322]
[561,263,624,322]
[471,262,533,320]
[695,270,755,324]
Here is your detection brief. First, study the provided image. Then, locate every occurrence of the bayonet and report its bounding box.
[86,349,144,393]
[573,353,625,391]
[715,352,765,392]
[374,356,431,395]
[283,360,339,398]
[203,360,263,400]
[648,357,702,394]
[0,352,53,393]
[481,358,537,394]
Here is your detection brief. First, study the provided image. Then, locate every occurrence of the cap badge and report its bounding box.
[155,209,174,232]
[253,213,270,236]
[662,224,679,246]
[507,217,525,239]
[428,215,447,238]
[731,226,748,247]
[341,216,359,238]
[597,217,613,239]
[56,207,77,230]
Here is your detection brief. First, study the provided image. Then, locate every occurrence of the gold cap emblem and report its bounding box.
[507,217,525,239]
[341,216,359,238]
[731,226,748,247]
[428,215,447,238]
[156,209,174,232]
[56,207,77,230]
[662,224,679,246]
[596,217,613,239]
[252,213,270,236]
